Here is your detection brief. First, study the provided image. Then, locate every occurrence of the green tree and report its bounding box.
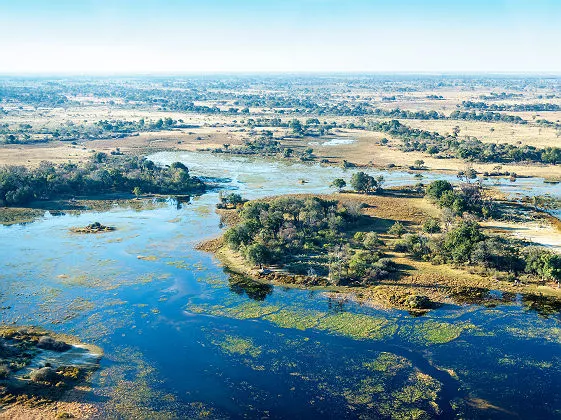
[245,243,270,268]
[350,172,377,194]
[331,178,346,192]
[426,180,453,200]
[388,221,406,237]
[442,221,484,264]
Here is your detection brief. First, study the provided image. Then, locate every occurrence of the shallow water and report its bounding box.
[1,152,561,418]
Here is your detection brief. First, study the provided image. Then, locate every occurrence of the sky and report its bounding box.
[0,0,560,74]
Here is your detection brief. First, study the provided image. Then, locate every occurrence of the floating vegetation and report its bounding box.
[187,300,397,341]
[212,335,262,358]
[400,320,474,345]
[137,255,159,261]
[505,325,561,344]
[96,346,188,419]
[316,312,397,340]
[188,301,280,320]
[334,352,443,418]
[263,309,325,330]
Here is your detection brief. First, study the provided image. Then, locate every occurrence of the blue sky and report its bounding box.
[0,0,560,74]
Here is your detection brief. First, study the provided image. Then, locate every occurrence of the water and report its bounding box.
[1,152,560,418]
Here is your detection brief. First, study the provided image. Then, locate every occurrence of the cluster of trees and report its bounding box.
[478,92,523,100]
[216,192,245,209]
[425,180,495,218]
[214,131,316,161]
[394,220,561,285]
[463,101,560,112]
[0,155,205,206]
[330,172,385,194]
[224,196,396,284]
[367,119,561,164]
[0,118,183,145]
[350,172,385,194]
[449,110,525,124]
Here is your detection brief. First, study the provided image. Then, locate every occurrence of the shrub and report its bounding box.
[388,221,406,237]
[422,218,441,233]
[30,367,59,384]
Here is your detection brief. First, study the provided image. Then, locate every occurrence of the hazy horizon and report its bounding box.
[1,0,560,75]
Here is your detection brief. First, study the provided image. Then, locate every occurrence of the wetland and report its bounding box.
[2,74,561,419]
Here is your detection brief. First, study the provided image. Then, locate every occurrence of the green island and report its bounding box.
[202,177,561,312]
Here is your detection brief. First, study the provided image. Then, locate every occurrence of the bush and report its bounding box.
[30,367,60,384]
[388,221,406,237]
[422,218,441,233]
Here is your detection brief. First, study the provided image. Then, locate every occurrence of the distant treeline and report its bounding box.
[0,118,185,144]
[463,101,561,112]
[0,86,70,107]
[367,119,561,164]
[0,155,205,206]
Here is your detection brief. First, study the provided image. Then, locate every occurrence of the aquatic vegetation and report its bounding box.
[188,299,398,341]
[400,320,474,345]
[263,309,325,330]
[316,312,397,340]
[365,352,411,376]
[70,222,116,234]
[505,325,561,344]
[187,301,280,320]
[96,346,184,419]
[212,335,262,358]
[137,255,159,261]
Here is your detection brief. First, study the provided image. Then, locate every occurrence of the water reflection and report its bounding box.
[227,271,273,301]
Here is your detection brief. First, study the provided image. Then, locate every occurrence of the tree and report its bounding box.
[413,160,425,170]
[331,178,346,192]
[350,172,377,194]
[426,180,453,200]
[442,221,484,264]
[422,218,441,233]
[132,186,142,198]
[363,232,382,251]
[245,243,270,268]
[289,119,304,136]
[388,221,406,237]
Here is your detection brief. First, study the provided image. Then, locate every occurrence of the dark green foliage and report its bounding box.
[425,181,494,218]
[441,221,484,264]
[331,178,346,191]
[350,172,383,194]
[426,180,453,200]
[422,218,441,233]
[30,367,60,384]
[524,247,561,284]
[224,196,396,284]
[388,221,406,237]
[0,156,205,206]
